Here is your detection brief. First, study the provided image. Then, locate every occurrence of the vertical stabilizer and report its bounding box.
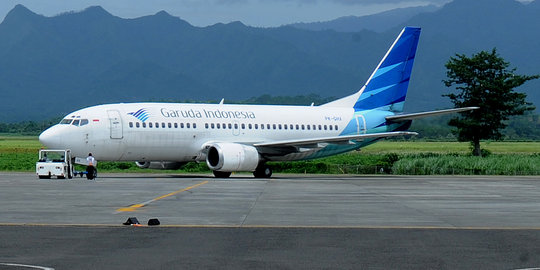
[323,27,421,112]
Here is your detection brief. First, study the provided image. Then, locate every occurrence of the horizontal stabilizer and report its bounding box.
[253,131,417,148]
[385,107,479,122]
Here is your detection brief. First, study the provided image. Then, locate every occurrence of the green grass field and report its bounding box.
[362,141,540,154]
[1,136,540,175]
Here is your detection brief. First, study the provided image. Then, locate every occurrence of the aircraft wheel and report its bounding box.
[38,175,51,179]
[253,164,272,178]
[213,171,232,178]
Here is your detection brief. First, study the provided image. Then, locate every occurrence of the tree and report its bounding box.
[443,48,539,156]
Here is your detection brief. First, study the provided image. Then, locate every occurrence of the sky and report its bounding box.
[0,0,533,27]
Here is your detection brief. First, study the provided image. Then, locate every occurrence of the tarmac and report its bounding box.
[1,172,540,269]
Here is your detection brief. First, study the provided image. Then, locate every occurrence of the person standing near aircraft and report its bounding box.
[86,153,96,180]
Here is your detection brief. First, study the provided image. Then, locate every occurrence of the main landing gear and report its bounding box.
[253,163,272,178]
[211,163,272,178]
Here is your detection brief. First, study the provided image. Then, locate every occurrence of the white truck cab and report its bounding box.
[36,149,73,179]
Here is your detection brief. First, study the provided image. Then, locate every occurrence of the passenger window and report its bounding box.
[192,123,196,128]
[168,123,172,128]
[187,123,191,128]
[211,123,215,129]
[318,125,322,130]
[301,125,305,130]
[273,124,276,130]
[267,124,271,129]
[290,124,293,130]
[174,123,178,128]
[241,124,245,129]
[180,123,184,128]
[205,123,209,129]
[155,122,159,128]
[284,124,287,130]
[142,122,146,128]
[307,125,310,130]
[248,124,252,129]
[80,119,89,126]
[324,125,327,130]
[228,123,232,129]
[335,125,338,130]
[217,123,220,129]
[313,125,316,130]
[329,125,333,130]
[136,122,140,128]
[149,122,153,128]
[129,122,133,128]
[255,124,258,129]
[72,120,80,126]
[234,123,238,129]
[261,124,264,130]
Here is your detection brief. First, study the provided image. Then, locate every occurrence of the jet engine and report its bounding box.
[135,161,186,170]
[206,143,260,172]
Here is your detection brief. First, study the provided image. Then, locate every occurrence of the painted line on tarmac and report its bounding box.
[2,223,540,231]
[115,180,209,212]
[0,263,54,270]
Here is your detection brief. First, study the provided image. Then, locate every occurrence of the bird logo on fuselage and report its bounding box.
[127,108,150,122]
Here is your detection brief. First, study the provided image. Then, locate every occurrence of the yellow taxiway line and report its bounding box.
[115,180,209,212]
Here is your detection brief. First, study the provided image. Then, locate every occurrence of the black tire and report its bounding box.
[253,164,272,178]
[57,176,65,179]
[38,175,50,179]
[213,171,232,178]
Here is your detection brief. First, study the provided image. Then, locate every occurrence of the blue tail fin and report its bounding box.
[354,27,421,112]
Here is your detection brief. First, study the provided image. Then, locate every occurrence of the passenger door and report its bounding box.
[355,114,366,134]
[107,110,123,139]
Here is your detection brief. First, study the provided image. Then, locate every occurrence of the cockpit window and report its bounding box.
[60,119,72,125]
[61,118,89,126]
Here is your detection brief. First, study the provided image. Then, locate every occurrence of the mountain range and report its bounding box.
[0,0,539,122]
[289,5,440,33]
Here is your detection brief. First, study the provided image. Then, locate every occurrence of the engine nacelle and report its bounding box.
[135,161,186,170]
[206,143,260,172]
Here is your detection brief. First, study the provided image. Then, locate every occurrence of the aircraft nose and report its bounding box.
[39,126,63,149]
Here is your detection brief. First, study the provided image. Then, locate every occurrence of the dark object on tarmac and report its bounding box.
[123,217,140,225]
[148,218,160,226]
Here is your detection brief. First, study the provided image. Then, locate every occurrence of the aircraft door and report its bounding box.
[355,114,366,134]
[107,110,123,139]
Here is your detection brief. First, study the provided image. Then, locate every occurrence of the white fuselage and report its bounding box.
[39,102,390,162]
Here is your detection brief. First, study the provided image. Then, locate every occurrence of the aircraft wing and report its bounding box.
[385,107,479,122]
[253,131,417,148]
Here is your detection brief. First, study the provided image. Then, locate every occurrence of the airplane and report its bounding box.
[39,27,476,178]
